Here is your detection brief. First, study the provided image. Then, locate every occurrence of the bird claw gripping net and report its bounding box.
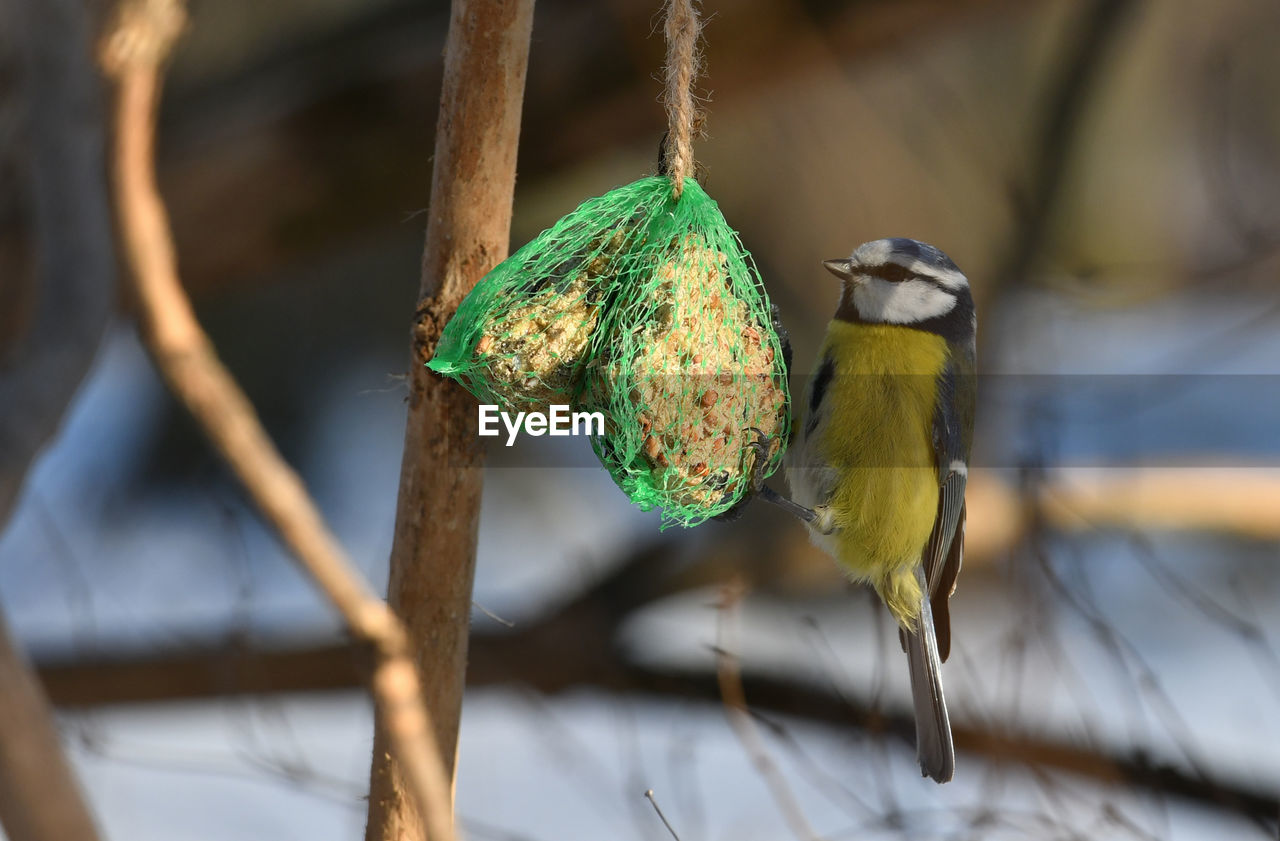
[428,175,791,527]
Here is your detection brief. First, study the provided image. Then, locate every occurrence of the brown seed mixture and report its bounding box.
[594,234,786,510]
[469,228,631,411]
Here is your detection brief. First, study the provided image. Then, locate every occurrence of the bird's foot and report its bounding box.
[745,427,831,529]
[711,427,775,522]
[811,504,837,535]
[745,427,773,494]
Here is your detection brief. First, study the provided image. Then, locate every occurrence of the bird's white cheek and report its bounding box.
[854,279,956,324]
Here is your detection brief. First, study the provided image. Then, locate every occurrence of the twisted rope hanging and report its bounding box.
[663,0,702,199]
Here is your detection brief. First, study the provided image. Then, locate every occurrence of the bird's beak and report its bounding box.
[823,258,854,281]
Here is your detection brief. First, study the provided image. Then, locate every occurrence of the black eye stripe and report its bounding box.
[865,263,922,283]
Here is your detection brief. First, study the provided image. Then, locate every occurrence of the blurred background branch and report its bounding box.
[0,0,114,522]
[99,2,457,839]
[0,620,101,841]
[27,478,1280,826]
[984,0,1141,313]
[0,0,114,837]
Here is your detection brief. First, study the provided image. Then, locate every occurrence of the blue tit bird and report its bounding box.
[758,237,975,783]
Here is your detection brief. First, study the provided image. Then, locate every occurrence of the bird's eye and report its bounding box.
[872,264,914,283]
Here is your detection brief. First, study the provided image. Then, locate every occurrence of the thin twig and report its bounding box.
[716,581,824,841]
[97,3,457,840]
[645,789,683,841]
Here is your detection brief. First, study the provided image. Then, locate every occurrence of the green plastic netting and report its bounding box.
[428,175,790,526]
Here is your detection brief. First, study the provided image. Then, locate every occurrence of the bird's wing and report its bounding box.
[922,351,975,662]
[801,350,834,442]
[928,502,964,663]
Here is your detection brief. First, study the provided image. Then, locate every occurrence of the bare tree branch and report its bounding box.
[716,582,823,841]
[0,0,115,836]
[31,509,1280,829]
[32,630,1280,826]
[0,0,114,535]
[364,2,535,839]
[1037,468,1280,540]
[97,2,456,840]
[0,619,101,841]
[981,0,1142,330]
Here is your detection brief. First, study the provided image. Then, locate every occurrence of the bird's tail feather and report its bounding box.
[905,566,955,783]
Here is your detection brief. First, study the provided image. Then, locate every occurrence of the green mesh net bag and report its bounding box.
[428,175,790,527]
[425,189,640,412]
[581,177,790,525]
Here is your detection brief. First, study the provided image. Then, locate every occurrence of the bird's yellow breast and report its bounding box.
[809,321,948,622]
